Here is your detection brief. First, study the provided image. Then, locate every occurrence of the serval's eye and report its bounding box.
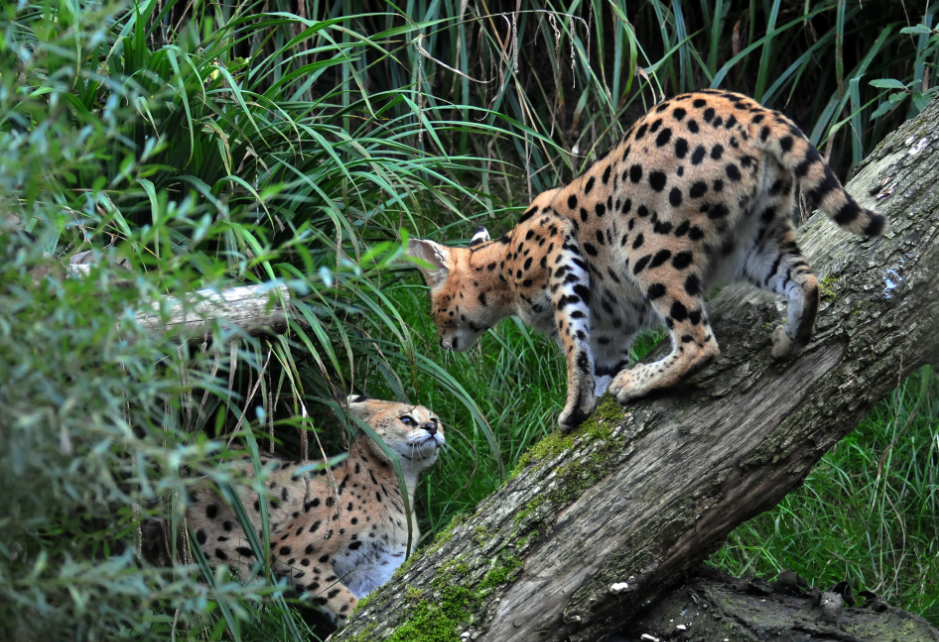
[400,416,415,426]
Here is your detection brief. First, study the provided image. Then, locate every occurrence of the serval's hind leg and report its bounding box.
[743,216,819,358]
[609,268,719,403]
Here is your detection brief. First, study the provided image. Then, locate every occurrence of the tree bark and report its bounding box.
[334,98,939,642]
[611,568,939,642]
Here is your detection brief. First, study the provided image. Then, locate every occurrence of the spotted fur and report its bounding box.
[182,396,443,620]
[408,90,886,431]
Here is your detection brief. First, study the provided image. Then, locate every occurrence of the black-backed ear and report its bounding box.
[407,239,450,288]
[469,226,491,246]
[344,394,374,421]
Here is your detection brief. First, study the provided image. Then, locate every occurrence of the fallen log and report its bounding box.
[1,230,293,339]
[131,283,291,338]
[334,97,939,642]
[609,568,939,642]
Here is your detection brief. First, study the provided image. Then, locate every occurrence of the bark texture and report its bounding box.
[334,99,939,642]
[611,568,939,642]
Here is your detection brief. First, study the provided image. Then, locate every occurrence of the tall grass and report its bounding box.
[1,0,937,639]
[711,367,939,625]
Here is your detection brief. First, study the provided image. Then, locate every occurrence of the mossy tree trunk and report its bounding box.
[333,99,939,642]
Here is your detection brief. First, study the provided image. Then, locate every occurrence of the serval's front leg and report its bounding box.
[550,234,597,432]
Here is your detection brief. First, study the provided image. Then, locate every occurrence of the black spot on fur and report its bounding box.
[585,176,595,194]
[689,181,707,198]
[725,163,742,181]
[670,301,689,322]
[647,283,667,299]
[649,171,667,192]
[669,187,683,207]
[691,146,706,165]
[650,249,672,269]
[684,273,701,296]
[577,352,590,375]
[674,138,689,159]
[656,128,672,147]
[672,251,693,270]
[568,194,578,209]
[673,107,687,120]
[630,164,643,183]
[708,203,729,219]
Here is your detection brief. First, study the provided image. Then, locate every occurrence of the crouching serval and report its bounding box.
[147,396,444,621]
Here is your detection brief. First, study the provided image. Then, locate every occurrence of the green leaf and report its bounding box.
[900,25,935,35]
[869,78,908,89]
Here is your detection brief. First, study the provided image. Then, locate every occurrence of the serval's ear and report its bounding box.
[468,226,491,246]
[407,238,450,288]
[343,394,377,421]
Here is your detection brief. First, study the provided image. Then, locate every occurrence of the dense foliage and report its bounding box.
[1,0,936,639]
